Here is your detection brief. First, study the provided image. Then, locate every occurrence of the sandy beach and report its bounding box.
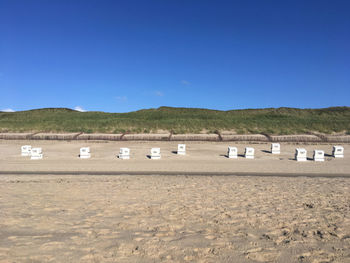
[0,140,350,262]
[0,174,349,262]
[0,140,349,175]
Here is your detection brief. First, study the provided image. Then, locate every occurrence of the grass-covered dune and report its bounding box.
[0,106,349,135]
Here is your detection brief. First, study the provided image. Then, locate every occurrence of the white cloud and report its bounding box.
[116,96,127,102]
[181,80,190,85]
[74,106,86,112]
[155,91,164,97]
[1,108,15,112]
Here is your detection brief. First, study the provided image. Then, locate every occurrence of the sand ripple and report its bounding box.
[0,175,349,262]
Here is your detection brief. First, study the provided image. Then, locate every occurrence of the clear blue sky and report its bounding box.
[1,0,349,112]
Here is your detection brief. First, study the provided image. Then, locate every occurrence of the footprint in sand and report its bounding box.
[245,248,280,262]
[40,241,65,250]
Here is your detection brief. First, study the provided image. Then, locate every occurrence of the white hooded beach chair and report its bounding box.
[313,150,324,162]
[177,144,186,155]
[21,145,32,156]
[271,143,280,154]
[118,147,130,159]
[227,146,238,158]
[295,148,307,161]
[244,147,254,159]
[79,147,91,159]
[150,148,161,159]
[30,147,43,160]
[332,146,344,158]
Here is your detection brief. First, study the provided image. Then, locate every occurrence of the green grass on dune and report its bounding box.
[0,106,349,135]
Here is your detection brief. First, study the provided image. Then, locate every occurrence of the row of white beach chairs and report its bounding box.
[20,144,186,160]
[21,144,344,161]
[294,147,344,161]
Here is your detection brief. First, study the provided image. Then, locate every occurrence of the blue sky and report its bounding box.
[0,0,349,112]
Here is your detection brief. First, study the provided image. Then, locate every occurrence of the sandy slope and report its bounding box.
[0,140,349,175]
[0,174,349,262]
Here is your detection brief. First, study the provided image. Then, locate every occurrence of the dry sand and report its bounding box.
[0,174,349,262]
[0,140,349,262]
[0,140,349,175]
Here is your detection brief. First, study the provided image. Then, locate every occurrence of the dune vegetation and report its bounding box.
[0,106,349,135]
